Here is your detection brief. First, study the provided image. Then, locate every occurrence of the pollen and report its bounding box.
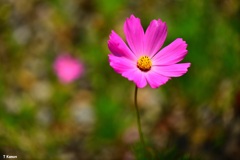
[137,56,152,72]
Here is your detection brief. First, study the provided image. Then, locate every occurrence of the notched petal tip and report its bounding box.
[155,62,191,78]
[125,14,139,25]
[155,19,166,27]
[108,31,119,43]
[129,14,137,20]
[176,38,187,47]
[144,18,168,57]
[108,31,136,60]
[156,19,163,23]
[109,30,117,38]
[124,14,144,56]
[152,37,189,65]
[185,62,191,69]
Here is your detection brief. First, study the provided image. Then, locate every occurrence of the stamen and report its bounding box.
[137,56,152,72]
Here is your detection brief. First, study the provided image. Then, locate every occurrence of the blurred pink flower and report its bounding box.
[108,15,191,88]
[53,54,83,84]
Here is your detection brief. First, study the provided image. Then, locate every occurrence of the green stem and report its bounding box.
[134,85,145,147]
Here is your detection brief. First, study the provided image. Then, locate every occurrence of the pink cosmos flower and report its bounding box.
[108,15,191,88]
[53,54,84,84]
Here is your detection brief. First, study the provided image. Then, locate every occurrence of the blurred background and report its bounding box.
[0,0,240,159]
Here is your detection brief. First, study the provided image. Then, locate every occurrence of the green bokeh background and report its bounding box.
[0,0,240,159]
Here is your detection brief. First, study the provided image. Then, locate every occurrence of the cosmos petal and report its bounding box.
[122,69,147,88]
[154,63,191,77]
[146,68,170,88]
[124,15,144,57]
[108,54,136,74]
[108,31,136,60]
[144,19,167,58]
[152,38,188,65]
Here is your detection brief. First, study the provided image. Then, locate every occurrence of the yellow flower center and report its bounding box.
[137,56,152,72]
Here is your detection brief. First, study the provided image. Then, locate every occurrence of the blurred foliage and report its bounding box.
[0,0,240,159]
